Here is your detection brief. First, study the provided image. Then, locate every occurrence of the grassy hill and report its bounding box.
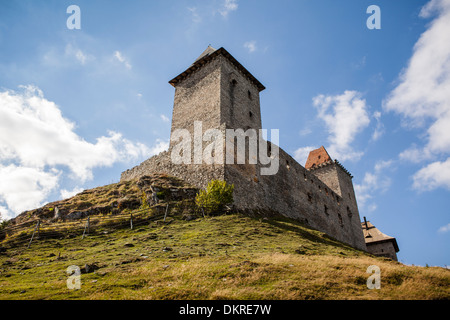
[1,210,449,300]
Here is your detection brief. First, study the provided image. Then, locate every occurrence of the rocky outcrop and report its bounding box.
[10,173,199,225]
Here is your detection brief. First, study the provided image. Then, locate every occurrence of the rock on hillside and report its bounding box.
[10,173,199,226]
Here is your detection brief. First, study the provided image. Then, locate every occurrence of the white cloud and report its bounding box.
[188,7,202,23]
[293,146,319,166]
[438,222,450,233]
[0,164,60,218]
[371,111,385,141]
[60,187,84,200]
[160,114,170,122]
[412,157,450,191]
[0,205,10,221]
[0,85,152,217]
[149,139,169,155]
[354,160,393,213]
[220,0,238,17]
[299,127,312,136]
[114,51,132,69]
[313,90,371,161]
[244,41,257,53]
[383,0,450,191]
[399,145,433,163]
[65,43,92,65]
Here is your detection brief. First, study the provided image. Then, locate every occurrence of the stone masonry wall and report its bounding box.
[120,150,224,189]
[225,147,367,250]
[169,56,222,148]
[219,56,262,131]
[366,242,398,261]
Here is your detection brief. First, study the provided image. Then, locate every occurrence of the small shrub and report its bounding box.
[195,180,234,214]
[140,191,150,210]
[0,219,10,231]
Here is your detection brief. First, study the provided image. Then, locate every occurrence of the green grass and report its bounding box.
[1,213,449,300]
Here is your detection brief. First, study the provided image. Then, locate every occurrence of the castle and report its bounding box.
[121,46,367,251]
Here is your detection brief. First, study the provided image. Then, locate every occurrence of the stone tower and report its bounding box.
[121,46,367,251]
[305,146,362,245]
[168,46,265,147]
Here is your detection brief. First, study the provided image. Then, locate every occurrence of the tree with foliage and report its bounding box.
[0,212,9,231]
[195,180,234,214]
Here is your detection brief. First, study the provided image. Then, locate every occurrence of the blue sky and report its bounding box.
[0,0,449,267]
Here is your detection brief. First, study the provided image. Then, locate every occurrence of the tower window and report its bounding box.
[347,206,352,218]
[307,193,312,203]
[249,111,253,118]
[324,205,329,216]
[248,90,252,100]
[231,79,237,86]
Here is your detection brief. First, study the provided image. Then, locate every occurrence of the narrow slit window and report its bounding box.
[347,206,352,218]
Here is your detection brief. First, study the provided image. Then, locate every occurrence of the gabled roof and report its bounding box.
[169,46,265,92]
[361,220,399,252]
[305,146,332,169]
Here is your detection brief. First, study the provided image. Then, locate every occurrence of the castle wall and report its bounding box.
[121,47,367,251]
[120,151,224,189]
[225,148,367,251]
[307,163,363,250]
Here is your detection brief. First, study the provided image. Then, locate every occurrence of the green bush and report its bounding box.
[0,219,9,231]
[195,180,234,214]
[140,191,150,210]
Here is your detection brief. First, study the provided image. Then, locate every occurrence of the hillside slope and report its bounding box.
[8,173,198,226]
[1,211,448,300]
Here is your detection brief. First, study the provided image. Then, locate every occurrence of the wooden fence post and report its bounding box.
[163,204,169,223]
[130,213,133,230]
[27,219,40,249]
[82,216,90,239]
